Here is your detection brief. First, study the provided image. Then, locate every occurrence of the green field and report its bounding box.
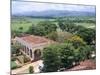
[75,23,95,29]
[11,16,96,32]
[11,17,55,32]
[11,22,32,32]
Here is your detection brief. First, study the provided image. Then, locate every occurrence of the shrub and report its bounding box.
[11,57,16,61]
[29,66,34,73]
[11,61,21,69]
[23,55,31,63]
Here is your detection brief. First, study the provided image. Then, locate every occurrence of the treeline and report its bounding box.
[58,19,95,45]
[12,16,95,23]
[40,19,96,72]
[56,17,96,23]
[12,18,95,45]
[12,16,56,19]
[42,35,95,72]
[27,21,57,36]
[72,19,95,23]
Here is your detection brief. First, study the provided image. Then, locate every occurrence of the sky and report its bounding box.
[12,1,96,14]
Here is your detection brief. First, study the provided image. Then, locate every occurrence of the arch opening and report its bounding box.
[34,49,41,60]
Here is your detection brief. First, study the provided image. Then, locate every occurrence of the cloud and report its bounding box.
[12,1,95,14]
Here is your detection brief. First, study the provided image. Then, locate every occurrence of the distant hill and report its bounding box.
[12,10,95,17]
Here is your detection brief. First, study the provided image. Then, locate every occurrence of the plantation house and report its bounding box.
[13,35,54,61]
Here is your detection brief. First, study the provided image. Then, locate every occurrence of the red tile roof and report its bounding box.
[17,35,54,45]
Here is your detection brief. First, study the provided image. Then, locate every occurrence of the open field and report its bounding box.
[75,23,95,29]
[11,17,55,32]
[11,16,96,32]
[11,22,32,32]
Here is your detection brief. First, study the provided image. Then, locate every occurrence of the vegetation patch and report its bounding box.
[11,61,20,69]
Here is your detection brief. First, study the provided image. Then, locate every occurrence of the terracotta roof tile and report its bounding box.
[18,35,54,46]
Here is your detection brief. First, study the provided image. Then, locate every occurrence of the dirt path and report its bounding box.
[11,60,43,74]
[66,59,96,71]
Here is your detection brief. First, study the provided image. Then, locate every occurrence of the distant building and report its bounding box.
[14,35,54,61]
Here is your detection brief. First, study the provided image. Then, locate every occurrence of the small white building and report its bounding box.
[14,35,54,61]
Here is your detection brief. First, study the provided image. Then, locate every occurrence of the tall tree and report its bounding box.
[67,35,86,48]
[77,28,95,45]
[42,45,61,72]
[59,44,75,68]
[27,21,57,36]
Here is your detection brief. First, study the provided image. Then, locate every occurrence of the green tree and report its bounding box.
[59,44,75,68]
[64,35,93,64]
[80,45,93,59]
[42,42,94,72]
[28,21,57,36]
[42,43,76,71]
[46,31,58,41]
[11,45,20,56]
[57,19,76,33]
[57,18,95,45]
[42,44,61,72]
[11,30,23,38]
[28,24,46,36]
[73,45,93,64]
[57,18,66,30]
[77,28,95,45]
[19,27,23,31]
[67,35,86,48]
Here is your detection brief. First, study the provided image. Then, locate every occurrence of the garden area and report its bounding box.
[11,44,31,70]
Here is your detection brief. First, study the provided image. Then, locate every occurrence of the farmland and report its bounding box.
[11,16,55,32]
[11,16,96,32]
[75,23,95,29]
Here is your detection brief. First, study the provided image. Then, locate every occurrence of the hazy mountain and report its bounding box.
[12,10,95,17]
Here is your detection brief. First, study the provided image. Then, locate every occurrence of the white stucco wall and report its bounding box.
[14,37,51,60]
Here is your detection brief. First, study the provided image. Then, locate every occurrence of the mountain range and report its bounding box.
[12,10,96,17]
